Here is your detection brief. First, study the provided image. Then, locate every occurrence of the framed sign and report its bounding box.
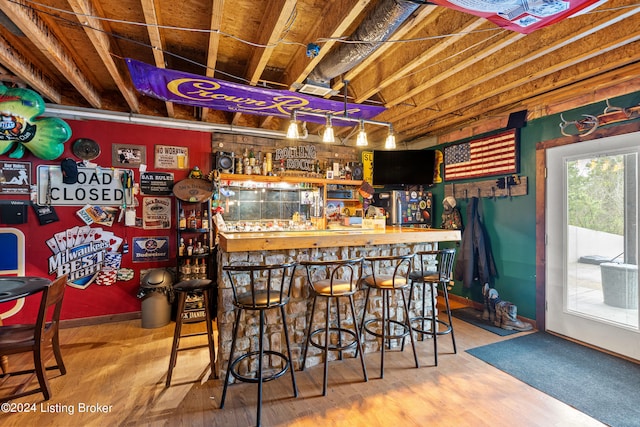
[155,145,189,169]
[113,144,146,167]
[0,161,31,194]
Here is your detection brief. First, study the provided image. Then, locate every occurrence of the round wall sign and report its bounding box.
[172,178,214,202]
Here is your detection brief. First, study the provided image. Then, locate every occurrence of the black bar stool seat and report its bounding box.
[166,278,217,387]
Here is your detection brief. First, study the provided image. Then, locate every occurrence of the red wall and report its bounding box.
[0,119,212,324]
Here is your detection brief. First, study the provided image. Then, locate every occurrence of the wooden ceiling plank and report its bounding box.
[140,0,173,117]
[332,4,440,96]
[352,14,489,103]
[385,7,640,127]
[396,37,640,138]
[68,0,140,113]
[0,0,101,108]
[202,0,224,122]
[232,0,297,126]
[285,0,374,89]
[385,5,640,110]
[0,33,61,103]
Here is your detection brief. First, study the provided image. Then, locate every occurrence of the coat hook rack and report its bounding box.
[444,175,528,200]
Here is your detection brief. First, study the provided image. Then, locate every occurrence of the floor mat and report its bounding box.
[451,307,519,336]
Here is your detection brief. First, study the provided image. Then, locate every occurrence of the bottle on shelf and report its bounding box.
[181,259,192,280]
[202,209,209,229]
[178,237,185,256]
[188,210,197,228]
[199,258,207,279]
[186,238,194,256]
[179,209,186,229]
[196,209,202,228]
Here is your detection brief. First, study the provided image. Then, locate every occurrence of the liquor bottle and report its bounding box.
[196,241,203,255]
[178,209,186,228]
[181,259,192,280]
[195,209,202,228]
[178,237,185,256]
[202,209,209,229]
[188,210,197,228]
[199,258,207,279]
[186,238,194,256]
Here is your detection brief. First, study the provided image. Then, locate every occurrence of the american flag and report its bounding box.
[444,130,517,180]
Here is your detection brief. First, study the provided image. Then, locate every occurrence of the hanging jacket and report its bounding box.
[454,197,497,288]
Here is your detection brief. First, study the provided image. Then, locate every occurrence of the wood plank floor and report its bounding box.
[1,306,605,427]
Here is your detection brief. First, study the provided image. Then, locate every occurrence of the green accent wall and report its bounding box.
[432,91,640,320]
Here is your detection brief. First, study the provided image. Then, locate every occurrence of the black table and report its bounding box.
[0,276,52,303]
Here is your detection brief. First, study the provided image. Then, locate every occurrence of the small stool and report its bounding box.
[166,278,217,387]
[359,254,419,378]
[408,248,457,366]
[300,258,368,396]
[220,262,298,427]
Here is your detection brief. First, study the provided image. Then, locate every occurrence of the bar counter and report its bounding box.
[215,227,461,380]
[218,227,462,252]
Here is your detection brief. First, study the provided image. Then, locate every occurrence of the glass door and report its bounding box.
[546,132,640,360]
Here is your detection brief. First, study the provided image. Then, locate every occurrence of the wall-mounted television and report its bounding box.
[372,149,435,186]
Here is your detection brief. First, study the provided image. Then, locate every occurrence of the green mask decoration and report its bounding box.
[0,85,72,160]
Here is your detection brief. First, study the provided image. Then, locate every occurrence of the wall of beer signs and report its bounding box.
[0,115,214,325]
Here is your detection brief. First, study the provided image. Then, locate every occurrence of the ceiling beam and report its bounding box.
[68,0,140,113]
[232,0,297,125]
[140,0,173,117]
[0,32,61,102]
[201,0,224,122]
[0,0,101,108]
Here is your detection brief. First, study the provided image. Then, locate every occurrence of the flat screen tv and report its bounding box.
[372,149,435,186]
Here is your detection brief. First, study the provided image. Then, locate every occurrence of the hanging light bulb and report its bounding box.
[356,120,368,146]
[322,115,335,143]
[385,126,396,149]
[286,111,299,139]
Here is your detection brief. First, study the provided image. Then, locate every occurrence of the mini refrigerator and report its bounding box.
[372,190,433,227]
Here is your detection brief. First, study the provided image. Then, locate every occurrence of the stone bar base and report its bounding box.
[216,240,444,381]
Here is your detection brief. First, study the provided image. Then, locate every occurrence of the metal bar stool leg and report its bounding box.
[256,310,265,427]
[323,296,331,396]
[380,289,387,379]
[349,295,368,382]
[430,282,438,366]
[220,307,242,409]
[301,295,318,371]
[440,282,457,354]
[400,288,419,368]
[280,305,298,397]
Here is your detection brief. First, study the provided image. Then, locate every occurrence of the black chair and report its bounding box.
[166,278,217,387]
[359,254,419,378]
[0,275,67,402]
[408,248,457,366]
[220,262,298,427]
[300,258,368,396]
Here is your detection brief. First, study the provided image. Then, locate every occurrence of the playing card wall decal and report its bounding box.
[46,225,124,289]
[0,85,72,160]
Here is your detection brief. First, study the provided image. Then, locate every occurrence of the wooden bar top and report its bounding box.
[218,227,461,252]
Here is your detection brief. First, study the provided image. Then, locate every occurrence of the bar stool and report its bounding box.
[220,262,298,427]
[359,253,419,378]
[300,258,368,396]
[408,248,457,366]
[166,278,217,387]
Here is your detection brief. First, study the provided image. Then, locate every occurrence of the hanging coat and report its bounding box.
[454,197,497,288]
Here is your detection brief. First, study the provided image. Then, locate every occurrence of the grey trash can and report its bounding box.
[138,269,174,328]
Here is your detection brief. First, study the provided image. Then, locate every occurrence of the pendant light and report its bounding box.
[322,115,335,143]
[385,126,396,149]
[286,111,299,139]
[356,120,368,146]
